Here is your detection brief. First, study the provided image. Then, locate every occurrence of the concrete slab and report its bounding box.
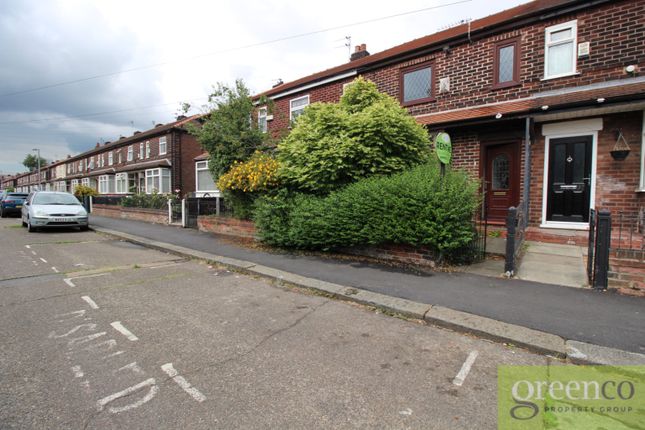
[567,340,645,365]
[462,258,505,277]
[485,237,506,255]
[425,306,567,357]
[517,242,588,288]
[525,241,585,257]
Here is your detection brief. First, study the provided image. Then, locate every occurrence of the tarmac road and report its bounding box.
[0,217,549,429]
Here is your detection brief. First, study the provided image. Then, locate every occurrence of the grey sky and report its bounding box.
[0,0,527,174]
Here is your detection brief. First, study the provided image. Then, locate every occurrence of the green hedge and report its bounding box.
[254,163,480,260]
[121,192,177,210]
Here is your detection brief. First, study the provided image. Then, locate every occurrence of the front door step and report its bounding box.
[516,241,588,288]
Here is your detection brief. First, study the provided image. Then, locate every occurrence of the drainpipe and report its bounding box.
[522,117,532,220]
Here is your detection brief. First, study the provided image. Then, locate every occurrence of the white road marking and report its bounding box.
[399,408,413,416]
[81,296,99,309]
[96,378,158,413]
[111,321,139,341]
[161,363,206,403]
[103,350,125,360]
[25,245,31,249]
[115,362,144,375]
[39,257,48,263]
[452,350,478,387]
[52,267,59,273]
[64,273,108,288]
[71,365,84,378]
[31,250,37,255]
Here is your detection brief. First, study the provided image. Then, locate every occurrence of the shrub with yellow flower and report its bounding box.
[217,151,280,193]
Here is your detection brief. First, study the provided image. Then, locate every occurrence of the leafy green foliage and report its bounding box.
[188,79,266,179]
[121,192,177,210]
[277,77,430,194]
[254,163,480,260]
[22,154,48,172]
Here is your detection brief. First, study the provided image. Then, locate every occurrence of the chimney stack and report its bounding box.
[350,44,369,61]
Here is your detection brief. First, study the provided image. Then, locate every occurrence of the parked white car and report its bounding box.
[21,191,89,232]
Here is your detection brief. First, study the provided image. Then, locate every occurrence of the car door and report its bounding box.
[22,193,33,221]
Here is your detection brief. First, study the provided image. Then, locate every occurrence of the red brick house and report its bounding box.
[7,115,206,197]
[255,0,645,243]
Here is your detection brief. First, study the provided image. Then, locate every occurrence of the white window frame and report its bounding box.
[544,20,578,80]
[145,142,151,159]
[115,173,129,194]
[127,146,133,161]
[640,110,645,191]
[108,151,113,166]
[98,175,115,194]
[257,107,268,133]
[195,161,219,193]
[540,118,602,230]
[159,137,167,155]
[89,157,95,169]
[71,179,80,193]
[139,143,144,159]
[145,168,171,194]
[289,95,309,122]
[118,151,122,164]
[81,177,90,187]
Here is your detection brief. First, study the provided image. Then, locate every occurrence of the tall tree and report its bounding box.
[188,79,266,179]
[22,154,47,172]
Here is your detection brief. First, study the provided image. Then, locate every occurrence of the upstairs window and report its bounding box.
[127,146,133,161]
[108,151,113,166]
[118,151,122,164]
[544,20,577,79]
[493,37,520,88]
[139,143,144,159]
[289,95,309,122]
[159,136,167,155]
[145,142,150,159]
[196,161,217,192]
[258,107,268,133]
[401,63,434,105]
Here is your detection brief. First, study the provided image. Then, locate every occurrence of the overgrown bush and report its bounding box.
[121,192,176,210]
[277,77,430,194]
[254,163,480,261]
[73,185,98,198]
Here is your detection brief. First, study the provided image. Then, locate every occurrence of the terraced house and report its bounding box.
[256,0,645,245]
[5,115,208,198]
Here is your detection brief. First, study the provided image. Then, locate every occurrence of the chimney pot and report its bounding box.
[350,43,370,61]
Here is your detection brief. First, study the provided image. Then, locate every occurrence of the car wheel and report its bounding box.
[22,217,27,227]
[80,225,89,231]
[27,218,37,233]
[0,207,5,218]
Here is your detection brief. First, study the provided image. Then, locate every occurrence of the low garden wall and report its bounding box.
[608,257,645,297]
[198,216,257,239]
[92,204,169,225]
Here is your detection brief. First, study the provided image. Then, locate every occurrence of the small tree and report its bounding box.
[188,79,266,180]
[277,77,431,194]
[23,154,47,172]
[73,185,98,198]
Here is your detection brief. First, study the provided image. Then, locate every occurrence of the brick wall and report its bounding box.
[176,132,203,197]
[529,112,644,226]
[197,216,257,239]
[609,257,645,297]
[92,205,169,225]
[266,0,644,136]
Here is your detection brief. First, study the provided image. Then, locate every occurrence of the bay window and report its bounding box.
[145,168,171,194]
[98,175,115,194]
[115,173,129,194]
[195,161,217,192]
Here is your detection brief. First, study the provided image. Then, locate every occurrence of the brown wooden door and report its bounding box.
[485,143,520,221]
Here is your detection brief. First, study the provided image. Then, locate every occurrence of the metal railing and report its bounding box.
[612,210,645,262]
[92,195,125,206]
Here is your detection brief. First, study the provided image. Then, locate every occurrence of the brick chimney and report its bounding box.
[350,44,369,61]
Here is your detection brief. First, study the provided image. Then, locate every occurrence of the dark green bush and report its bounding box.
[254,163,480,260]
[121,192,176,210]
[222,190,256,220]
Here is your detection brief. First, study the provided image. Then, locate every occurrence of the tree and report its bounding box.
[188,79,266,179]
[277,77,431,194]
[23,154,47,172]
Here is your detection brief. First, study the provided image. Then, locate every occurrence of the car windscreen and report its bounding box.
[32,193,81,205]
[7,193,28,199]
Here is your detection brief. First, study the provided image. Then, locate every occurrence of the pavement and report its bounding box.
[517,241,588,288]
[88,215,645,358]
[0,217,551,429]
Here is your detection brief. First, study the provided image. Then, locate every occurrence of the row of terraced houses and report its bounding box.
[2,0,644,244]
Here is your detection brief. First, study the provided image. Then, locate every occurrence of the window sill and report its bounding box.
[541,71,580,81]
[636,189,645,193]
[401,97,436,107]
[491,82,521,90]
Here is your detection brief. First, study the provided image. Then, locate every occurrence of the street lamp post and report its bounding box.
[32,148,41,191]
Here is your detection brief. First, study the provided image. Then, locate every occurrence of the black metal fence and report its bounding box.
[504,200,527,275]
[185,197,227,228]
[613,210,645,262]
